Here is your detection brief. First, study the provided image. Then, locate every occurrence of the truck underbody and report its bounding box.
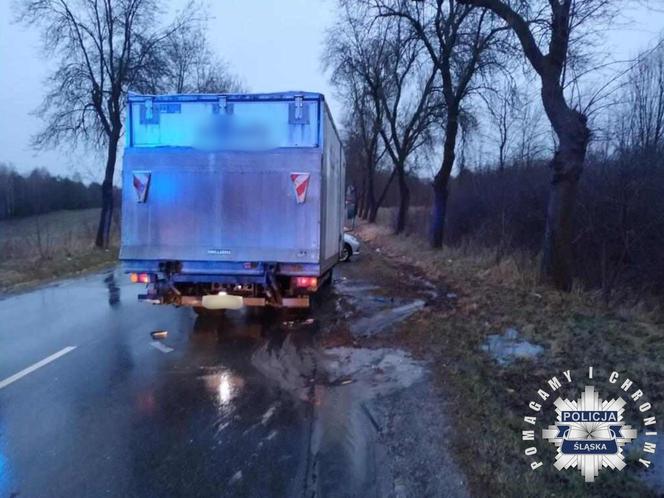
[125,260,333,309]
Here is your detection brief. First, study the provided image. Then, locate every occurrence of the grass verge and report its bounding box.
[356,222,663,497]
[0,209,118,294]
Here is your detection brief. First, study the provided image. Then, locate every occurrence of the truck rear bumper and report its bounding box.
[139,294,310,309]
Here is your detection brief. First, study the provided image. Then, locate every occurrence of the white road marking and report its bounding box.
[0,346,77,390]
[150,341,174,353]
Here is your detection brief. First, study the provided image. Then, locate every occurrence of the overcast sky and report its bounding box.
[1,0,663,181]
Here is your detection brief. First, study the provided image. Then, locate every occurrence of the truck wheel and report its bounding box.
[340,243,352,262]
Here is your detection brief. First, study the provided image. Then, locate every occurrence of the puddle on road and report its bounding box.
[405,274,439,300]
[482,327,544,365]
[199,369,247,415]
[350,300,426,337]
[308,347,425,497]
[250,333,316,401]
[224,271,442,496]
[333,279,389,318]
[250,335,425,497]
[334,277,428,337]
[321,347,424,397]
[334,280,381,295]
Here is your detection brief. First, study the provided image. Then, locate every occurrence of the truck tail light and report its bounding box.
[130,273,151,284]
[294,276,317,289]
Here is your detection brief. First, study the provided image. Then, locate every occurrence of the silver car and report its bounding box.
[340,233,360,262]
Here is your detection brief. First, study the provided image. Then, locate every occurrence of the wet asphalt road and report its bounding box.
[0,269,320,498]
[0,261,468,498]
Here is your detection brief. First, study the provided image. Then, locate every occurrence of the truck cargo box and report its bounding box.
[120,91,345,308]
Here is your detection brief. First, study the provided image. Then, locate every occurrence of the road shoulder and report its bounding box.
[353,222,663,497]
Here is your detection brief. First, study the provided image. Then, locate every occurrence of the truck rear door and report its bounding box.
[120,93,324,266]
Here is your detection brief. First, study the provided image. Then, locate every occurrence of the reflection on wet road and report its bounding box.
[0,264,464,498]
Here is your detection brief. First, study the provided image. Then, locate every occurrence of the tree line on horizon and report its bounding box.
[0,164,108,220]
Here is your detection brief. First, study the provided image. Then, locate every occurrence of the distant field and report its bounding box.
[0,209,118,292]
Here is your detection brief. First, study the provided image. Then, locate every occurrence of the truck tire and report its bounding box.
[340,243,352,262]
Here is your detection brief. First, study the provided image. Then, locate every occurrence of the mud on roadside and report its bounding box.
[299,239,469,497]
[352,222,664,498]
[249,238,469,497]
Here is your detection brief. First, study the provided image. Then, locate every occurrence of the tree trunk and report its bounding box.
[369,167,396,223]
[395,165,409,234]
[363,163,376,221]
[430,178,448,248]
[95,132,120,248]
[539,146,583,291]
[357,176,367,220]
[358,197,368,220]
[430,111,459,248]
[360,199,370,220]
[368,201,379,223]
[539,77,590,290]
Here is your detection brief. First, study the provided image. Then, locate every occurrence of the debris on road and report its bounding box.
[282,317,316,328]
[150,329,168,339]
[149,341,174,353]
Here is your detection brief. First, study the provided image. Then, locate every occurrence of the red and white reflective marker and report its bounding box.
[132,171,151,203]
[290,172,310,204]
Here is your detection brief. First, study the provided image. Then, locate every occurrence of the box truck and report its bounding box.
[120,91,345,311]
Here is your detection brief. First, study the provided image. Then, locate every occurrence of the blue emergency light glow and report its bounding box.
[127,92,322,151]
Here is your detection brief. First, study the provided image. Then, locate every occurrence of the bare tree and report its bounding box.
[376,21,440,233]
[476,79,519,260]
[19,0,195,248]
[624,40,664,154]
[342,107,386,221]
[513,91,550,168]
[325,6,439,232]
[481,79,552,168]
[482,79,519,171]
[352,87,385,222]
[366,0,507,247]
[163,24,244,94]
[457,0,613,290]
[324,16,385,222]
